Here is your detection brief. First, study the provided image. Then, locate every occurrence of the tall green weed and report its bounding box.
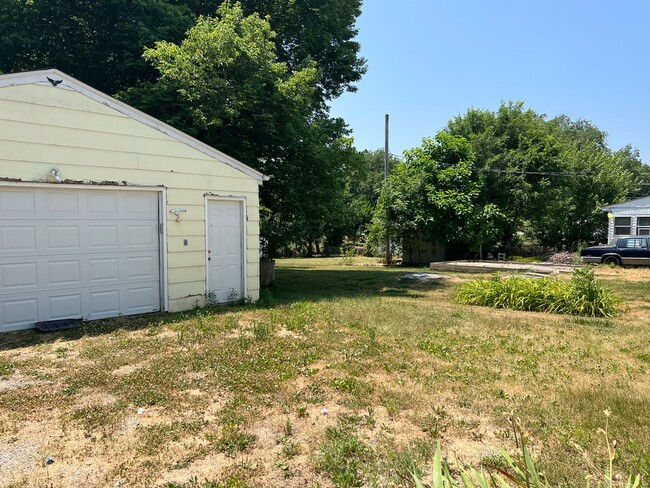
[455,269,620,317]
[413,412,641,488]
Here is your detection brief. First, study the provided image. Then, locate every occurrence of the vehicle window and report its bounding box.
[618,238,646,249]
[614,216,631,235]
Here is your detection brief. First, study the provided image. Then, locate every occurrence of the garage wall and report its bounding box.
[0,83,260,312]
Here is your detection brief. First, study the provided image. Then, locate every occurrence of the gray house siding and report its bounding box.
[602,196,650,242]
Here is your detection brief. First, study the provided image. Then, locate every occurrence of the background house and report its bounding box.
[0,69,266,332]
[602,196,650,242]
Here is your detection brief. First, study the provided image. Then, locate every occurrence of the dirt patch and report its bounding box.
[111,362,148,377]
[0,376,51,393]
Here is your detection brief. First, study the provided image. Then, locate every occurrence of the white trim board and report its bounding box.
[0,69,268,185]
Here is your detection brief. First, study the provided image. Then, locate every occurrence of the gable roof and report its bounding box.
[602,195,650,211]
[0,69,268,184]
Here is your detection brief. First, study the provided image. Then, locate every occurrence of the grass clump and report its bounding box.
[455,268,620,317]
[317,419,370,487]
[0,359,14,377]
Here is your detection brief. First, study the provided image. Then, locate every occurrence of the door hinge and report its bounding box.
[159,223,164,234]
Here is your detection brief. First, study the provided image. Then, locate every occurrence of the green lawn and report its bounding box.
[0,258,648,487]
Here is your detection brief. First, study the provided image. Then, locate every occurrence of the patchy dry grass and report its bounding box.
[0,258,648,487]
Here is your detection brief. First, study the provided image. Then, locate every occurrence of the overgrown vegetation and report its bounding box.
[413,414,641,487]
[1,259,648,486]
[455,268,620,317]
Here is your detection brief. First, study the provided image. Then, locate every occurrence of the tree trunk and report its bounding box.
[260,259,276,287]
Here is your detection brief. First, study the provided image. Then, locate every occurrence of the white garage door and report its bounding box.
[0,186,161,332]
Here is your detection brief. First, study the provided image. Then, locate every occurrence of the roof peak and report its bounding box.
[0,69,268,184]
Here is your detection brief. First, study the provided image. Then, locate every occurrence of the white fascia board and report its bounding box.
[0,69,269,185]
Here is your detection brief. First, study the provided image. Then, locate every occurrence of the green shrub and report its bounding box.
[455,268,620,317]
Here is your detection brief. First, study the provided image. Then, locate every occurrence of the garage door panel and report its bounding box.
[89,290,121,316]
[1,262,38,288]
[126,224,157,247]
[3,299,38,327]
[90,258,120,282]
[127,256,157,279]
[128,286,157,312]
[47,294,82,320]
[0,189,36,215]
[45,190,79,214]
[88,192,118,215]
[88,224,119,249]
[47,260,81,285]
[46,225,80,250]
[0,226,36,252]
[126,193,156,216]
[0,187,161,331]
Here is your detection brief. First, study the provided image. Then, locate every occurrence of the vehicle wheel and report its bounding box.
[603,256,620,266]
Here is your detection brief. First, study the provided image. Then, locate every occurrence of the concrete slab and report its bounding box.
[429,260,575,275]
[399,273,444,282]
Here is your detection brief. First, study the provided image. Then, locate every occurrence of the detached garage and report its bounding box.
[0,69,266,332]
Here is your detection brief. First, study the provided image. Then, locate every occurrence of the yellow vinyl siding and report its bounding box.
[0,83,261,311]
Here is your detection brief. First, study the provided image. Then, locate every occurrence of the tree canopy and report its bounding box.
[444,102,640,248]
[0,0,366,101]
[371,104,645,257]
[369,133,507,256]
[0,0,197,94]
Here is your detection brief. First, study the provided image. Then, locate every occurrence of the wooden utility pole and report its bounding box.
[384,114,390,265]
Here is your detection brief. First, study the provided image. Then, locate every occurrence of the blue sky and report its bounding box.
[329,1,650,162]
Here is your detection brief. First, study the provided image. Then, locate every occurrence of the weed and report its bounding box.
[455,268,620,317]
[54,347,69,358]
[213,426,256,457]
[317,422,369,487]
[0,359,14,377]
[227,288,241,303]
[70,403,123,436]
[283,419,293,437]
[251,320,274,341]
[296,405,308,418]
[206,290,218,307]
[412,412,642,488]
[420,406,449,439]
[340,244,357,266]
[388,439,434,486]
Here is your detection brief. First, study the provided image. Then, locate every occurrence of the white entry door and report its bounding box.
[207,199,244,303]
[0,186,161,332]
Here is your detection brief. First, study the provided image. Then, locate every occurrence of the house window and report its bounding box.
[614,217,631,236]
[637,216,650,236]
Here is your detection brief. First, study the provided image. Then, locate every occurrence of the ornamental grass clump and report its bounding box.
[455,268,620,317]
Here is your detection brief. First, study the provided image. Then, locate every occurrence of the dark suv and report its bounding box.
[581,236,650,266]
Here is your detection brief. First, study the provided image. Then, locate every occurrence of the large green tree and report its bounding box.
[369,133,507,257]
[326,149,400,246]
[446,102,641,248]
